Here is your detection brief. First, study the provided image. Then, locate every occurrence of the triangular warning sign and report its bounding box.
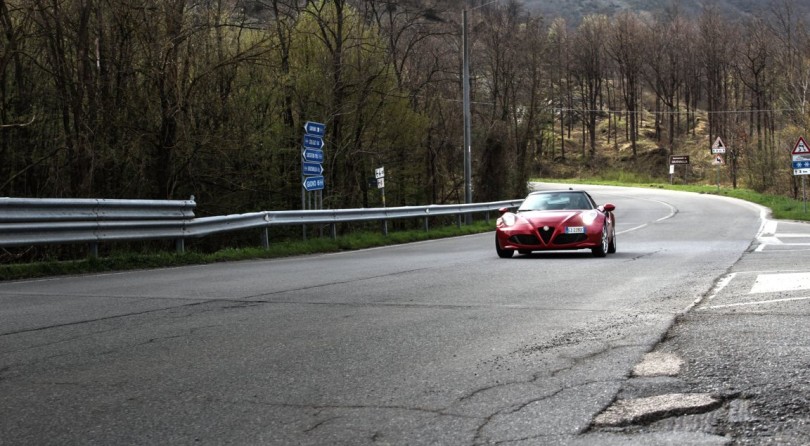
[792,137,810,155]
[711,136,726,154]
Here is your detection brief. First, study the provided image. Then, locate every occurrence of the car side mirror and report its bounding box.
[603,203,615,212]
[498,207,510,214]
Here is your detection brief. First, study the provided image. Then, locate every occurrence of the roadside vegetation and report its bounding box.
[4,1,810,279]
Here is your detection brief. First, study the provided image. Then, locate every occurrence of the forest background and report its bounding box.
[3,0,810,219]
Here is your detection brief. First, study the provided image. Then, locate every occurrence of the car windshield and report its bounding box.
[518,192,594,211]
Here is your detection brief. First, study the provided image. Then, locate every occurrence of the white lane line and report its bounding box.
[617,223,647,235]
[616,197,676,235]
[708,273,736,300]
[683,272,736,312]
[705,296,810,309]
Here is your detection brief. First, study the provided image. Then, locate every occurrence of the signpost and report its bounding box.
[711,137,726,190]
[792,136,810,213]
[301,121,326,238]
[375,167,387,235]
[669,155,690,184]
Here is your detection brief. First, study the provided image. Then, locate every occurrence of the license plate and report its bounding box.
[565,226,585,234]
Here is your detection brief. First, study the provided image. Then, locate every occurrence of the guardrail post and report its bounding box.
[382,220,388,236]
[331,223,337,240]
[457,214,462,228]
[88,242,98,258]
[175,239,185,254]
[485,211,490,224]
[261,228,269,249]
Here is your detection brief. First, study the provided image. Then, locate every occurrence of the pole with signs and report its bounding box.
[669,155,690,184]
[375,167,387,235]
[711,137,726,190]
[301,121,326,239]
[301,121,326,210]
[791,136,810,213]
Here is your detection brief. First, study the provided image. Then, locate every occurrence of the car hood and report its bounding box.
[517,210,583,226]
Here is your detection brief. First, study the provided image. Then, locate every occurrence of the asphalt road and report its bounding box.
[2,184,803,445]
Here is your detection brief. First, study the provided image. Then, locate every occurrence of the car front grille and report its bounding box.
[553,233,588,244]
[538,226,554,244]
[510,234,539,245]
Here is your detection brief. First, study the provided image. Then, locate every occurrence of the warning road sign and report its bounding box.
[792,136,810,155]
[711,137,726,154]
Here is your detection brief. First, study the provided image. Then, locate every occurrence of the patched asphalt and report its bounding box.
[588,218,810,444]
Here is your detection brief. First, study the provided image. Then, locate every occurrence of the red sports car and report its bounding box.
[495,190,616,258]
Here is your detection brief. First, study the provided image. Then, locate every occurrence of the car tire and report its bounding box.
[607,225,616,254]
[496,236,514,258]
[592,225,608,257]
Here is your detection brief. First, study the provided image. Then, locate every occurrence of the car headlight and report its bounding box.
[499,213,517,226]
[581,210,598,226]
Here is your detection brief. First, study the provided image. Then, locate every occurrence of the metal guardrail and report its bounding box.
[0,197,522,254]
[0,197,196,222]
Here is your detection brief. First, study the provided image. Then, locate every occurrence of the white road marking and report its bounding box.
[759,220,778,237]
[755,220,810,252]
[708,273,736,300]
[617,223,647,235]
[750,272,810,294]
[705,296,810,310]
[685,272,736,312]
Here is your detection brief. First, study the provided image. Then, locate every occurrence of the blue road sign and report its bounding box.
[304,121,326,137]
[793,160,810,169]
[303,135,324,150]
[303,162,324,175]
[303,176,325,191]
[302,148,324,163]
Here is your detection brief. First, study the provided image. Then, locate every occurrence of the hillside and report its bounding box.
[521,0,810,24]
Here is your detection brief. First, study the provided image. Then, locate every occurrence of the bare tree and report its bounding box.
[571,14,609,158]
[606,11,644,160]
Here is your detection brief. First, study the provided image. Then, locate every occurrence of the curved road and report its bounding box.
[0,185,766,444]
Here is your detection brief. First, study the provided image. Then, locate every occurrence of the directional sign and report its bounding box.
[302,148,324,163]
[303,135,324,150]
[711,137,726,154]
[304,121,326,137]
[303,162,324,175]
[303,176,325,191]
[669,155,690,165]
[792,136,810,155]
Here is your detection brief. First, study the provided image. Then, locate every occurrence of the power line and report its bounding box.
[553,108,799,114]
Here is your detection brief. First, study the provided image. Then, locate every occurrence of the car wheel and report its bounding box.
[496,236,514,258]
[592,225,608,257]
[608,225,617,254]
